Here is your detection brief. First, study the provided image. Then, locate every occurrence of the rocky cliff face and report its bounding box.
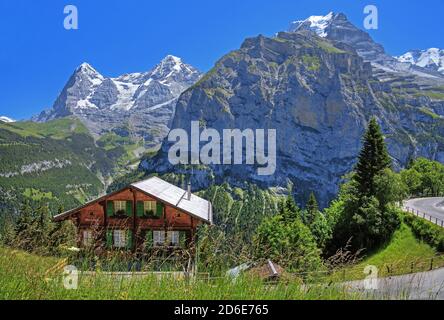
[141,30,444,207]
[35,56,201,149]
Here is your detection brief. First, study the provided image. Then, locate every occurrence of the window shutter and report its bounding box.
[145,230,153,249]
[136,201,144,217]
[126,201,133,217]
[106,201,114,217]
[106,230,113,248]
[156,202,164,218]
[126,230,133,250]
[179,231,187,248]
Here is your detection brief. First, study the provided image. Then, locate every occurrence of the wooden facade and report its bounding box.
[53,178,212,266]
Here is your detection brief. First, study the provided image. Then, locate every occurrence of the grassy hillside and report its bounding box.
[0,117,146,216]
[97,131,146,176]
[328,224,444,282]
[0,119,107,213]
[2,118,90,139]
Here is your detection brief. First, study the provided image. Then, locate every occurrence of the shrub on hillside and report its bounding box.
[402,212,444,252]
[253,196,322,272]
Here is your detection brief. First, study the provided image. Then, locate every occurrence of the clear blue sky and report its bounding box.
[1,0,443,120]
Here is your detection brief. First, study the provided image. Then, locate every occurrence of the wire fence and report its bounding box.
[8,254,444,286]
[404,206,444,228]
[409,192,444,198]
[294,255,444,284]
[192,255,444,285]
[401,193,444,228]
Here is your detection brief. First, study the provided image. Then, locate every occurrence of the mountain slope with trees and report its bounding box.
[0,118,144,219]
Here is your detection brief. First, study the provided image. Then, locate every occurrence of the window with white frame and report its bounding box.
[83,230,93,246]
[113,230,127,248]
[143,201,156,214]
[114,201,126,214]
[167,231,180,247]
[153,230,165,247]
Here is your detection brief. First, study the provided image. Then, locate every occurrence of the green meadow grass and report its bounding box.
[1,224,441,300]
[0,247,359,300]
[0,118,89,139]
[327,224,444,282]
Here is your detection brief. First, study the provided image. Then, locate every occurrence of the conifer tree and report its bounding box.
[49,220,77,255]
[0,211,16,246]
[280,195,301,223]
[330,118,400,252]
[354,118,392,196]
[14,201,34,250]
[305,192,319,225]
[33,203,53,251]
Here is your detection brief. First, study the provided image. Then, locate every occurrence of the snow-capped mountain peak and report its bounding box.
[76,62,101,75]
[289,12,334,37]
[0,116,16,123]
[163,54,182,64]
[288,12,444,78]
[396,48,444,74]
[151,55,199,81]
[34,56,202,148]
[77,62,94,71]
[288,12,389,64]
[75,62,105,83]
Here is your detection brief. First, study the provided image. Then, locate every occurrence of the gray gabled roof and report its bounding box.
[53,176,213,224]
[131,177,212,224]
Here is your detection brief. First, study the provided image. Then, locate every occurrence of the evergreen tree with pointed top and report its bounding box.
[280,195,301,223]
[329,118,400,252]
[0,211,16,246]
[305,192,319,225]
[406,156,416,170]
[354,118,392,196]
[30,203,54,253]
[14,201,34,251]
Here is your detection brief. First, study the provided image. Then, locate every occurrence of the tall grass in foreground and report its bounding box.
[1,222,443,300]
[1,274,361,300]
[0,247,360,300]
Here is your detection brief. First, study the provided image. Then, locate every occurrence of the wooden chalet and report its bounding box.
[53,177,213,265]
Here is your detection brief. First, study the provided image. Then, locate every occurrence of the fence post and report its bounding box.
[411,262,414,273]
[430,258,434,271]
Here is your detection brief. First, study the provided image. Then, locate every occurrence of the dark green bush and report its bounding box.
[402,212,444,252]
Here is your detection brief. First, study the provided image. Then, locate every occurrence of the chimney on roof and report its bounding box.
[187,181,192,200]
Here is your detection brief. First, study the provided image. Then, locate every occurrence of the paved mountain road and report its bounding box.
[404,197,444,226]
[345,268,444,299]
[340,197,444,299]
